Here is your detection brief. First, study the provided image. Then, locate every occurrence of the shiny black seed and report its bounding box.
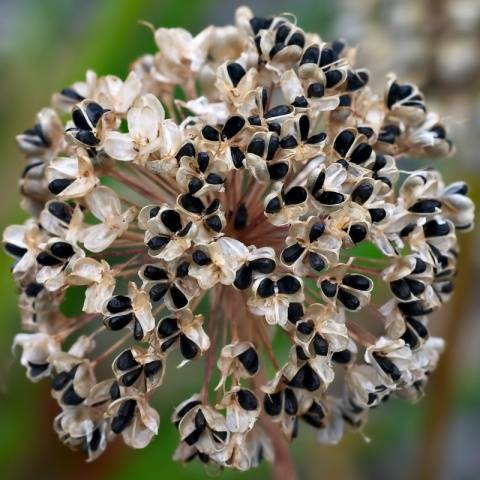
[234,265,253,290]
[358,126,374,138]
[106,313,134,330]
[36,252,63,266]
[265,197,281,214]
[247,137,265,156]
[398,301,430,317]
[121,367,143,387]
[238,347,259,375]
[192,250,211,266]
[302,402,325,428]
[297,347,310,363]
[316,191,345,205]
[133,319,144,341]
[157,317,179,338]
[88,428,102,452]
[109,381,120,400]
[230,146,245,169]
[308,223,325,243]
[325,69,343,88]
[180,335,198,360]
[334,130,355,156]
[277,275,301,294]
[149,206,160,218]
[406,317,428,338]
[347,70,369,91]
[205,198,220,215]
[62,385,84,406]
[212,430,228,443]
[144,360,162,379]
[111,400,136,433]
[176,142,196,160]
[297,321,313,335]
[400,223,416,237]
[270,42,285,58]
[161,209,182,232]
[313,334,329,356]
[350,143,372,164]
[143,265,168,281]
[301,45,320,65]
[352,183,373,204]
[204,173,223,187]
[283,186,307,205]
[292,96,308,108]
[267,122,281,135]
[409,199,441,214]
[180,194,204,214]
[85,102,105,126]
[423,219,450,237]
[275,24,290,43]
[195,152,209,173]
[331,39,345,55]
[72,108,91,130]
[48,178,74,195]
[116,350,139,371]
[147,235,170,251]
[205,215,222,232]
[406,279,425,296]
[401,327,419,349]
[337,288,360,310]
[349,224,367,243]
[25,282,43,297]
[306,132,327,144]
[289,365,320,391]
[222,116,245,139]
[321,280,337,297]
[52,371,73,391]
[60,87,84,101]
[48,201,73,223]
[249,258,275,274]
[373,353,401,380]
[75,129,99,146]
[257,278,275,298]
[372,154,387,171]
[390,279,411,300]
[107,295,132,313]
[202,125,220,141]
[234,204,248,230]
[170,286,188,309]
[412,258,427,274]
[4,243,27,257]
[176,400,202,421]
[264,392,282,416]
[369,208,386,223]
[227,62,246,87]
[160,337,177,352]
[176,261,189,278]
[287,303,304,324]
[387,82,413,108]
[266,135,280,160]
[332,349,352,364]
[299,115,310,141]
[281,243,305,264]
[309,252,326,272]
[288,32,305,48]
[339,94,352,106]
[184,428,202,446]
[50,241,75,259]
[265,105,292,119]
[320,47,335,66]
[248,115,261,126]
[307,82,324,98]
[343,274,371,291]
[249,16,273,34]
[237,389,258,411]
[149,283,169,302]
[280,135,298,149]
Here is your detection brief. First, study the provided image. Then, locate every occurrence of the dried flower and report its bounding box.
[3,6,475,474]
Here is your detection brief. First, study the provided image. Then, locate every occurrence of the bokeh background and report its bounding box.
[0,1,479,479]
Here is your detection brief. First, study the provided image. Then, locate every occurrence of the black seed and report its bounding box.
[205,198,220,215]
[349,224,367,243]
[299,115,310,141]
[234,265,253,290]
[157,317,179,338]
[309,222,325,243]
[36,252,63,266]
[264,105,292,119]
[357,126,374,138]
[147,235,170,251]
[143,265,168,281]
[50,241,75,259]
[332,349,351,364]
[222,116,245,139]
[350,143,372,164]
[149,206,160,218]
[180,194,204,214]
[247,137,265,156]
[316,191,345,205]
[48,178,74,195]
[347,70,369,91]
[133,319,144,341]
[238,347,259,375]
[265,197,281,214]
[409,199,441,214]
[275,24,291,43]
[400,223,417,237]
[266,135,280,160]
[313,334,329,356]
[334,130,355,156]
[62,385,84,406]
[25,282,43,297]
[320,47,335,66]
[234,203,248,230]
[144,360,162,379]
[306,132,327,144]
[227,62,246,87]
[184,428,202,446]
[321,280,337,298]
[160,209,182,232]
[369,208,386,223]
[303,402,325,428]
[52,371,73,391]
[237,389,258,411]
[170,285,188,309]
[268,122,281,135]
[149,283,169,302]
[212,430,228,443]
[48,201,73,223]
[373,353,401,380]
[372,154,387,171]
[176,400,202,421]
[288,303,304,324]
[201,125,220,141]
[309,252,326,272]
[249,16,273,35]
[337,288,360,310]
[280,135,298,149]
[72,108,91,130]
[76,129,99,146]
[60,87,84,101]
[4,243,27,257]
[401,327,418,349]
[412,258,427,274]
[85,102,105,126]
[121,366,143,387]
[289,365,320,391]
[398,301,430,317]
[283,186,307,205]
[248,115,261,126]
[292,96,308,107]
[180,335,198,359]
[205,214,222,232]
[88,428,102,452]
[264,392,282,416]
[106,313,134,330]
[176,142,196,160]
[192,250,211,266]
[205,173,223,186]
[307,82,325,98]
[407,279,425,296]
[339,94,352,106]
[176,261,189,278]
[301,45,320,65]
[195,152,210,173]
[116,350,139,371]
[111,400,136,433]
[423,220,450,237]
[343,274,371,291]
[325,69,343,88]
[352,183,373,204]
[390,279,411,300]
[110,381,120,400]
[282,243,305,264]
[406,317,428,338]
[106,295,132,314]
[277,275,301,294]
[288,32,305,48]
[297,321,313,335]
[257,278,275,298]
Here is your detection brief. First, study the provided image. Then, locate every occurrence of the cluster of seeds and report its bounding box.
[3,7,474,472]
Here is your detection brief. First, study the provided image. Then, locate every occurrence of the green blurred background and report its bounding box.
[0,1,479,479]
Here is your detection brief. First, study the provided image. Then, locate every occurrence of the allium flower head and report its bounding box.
[3,6,475,473]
